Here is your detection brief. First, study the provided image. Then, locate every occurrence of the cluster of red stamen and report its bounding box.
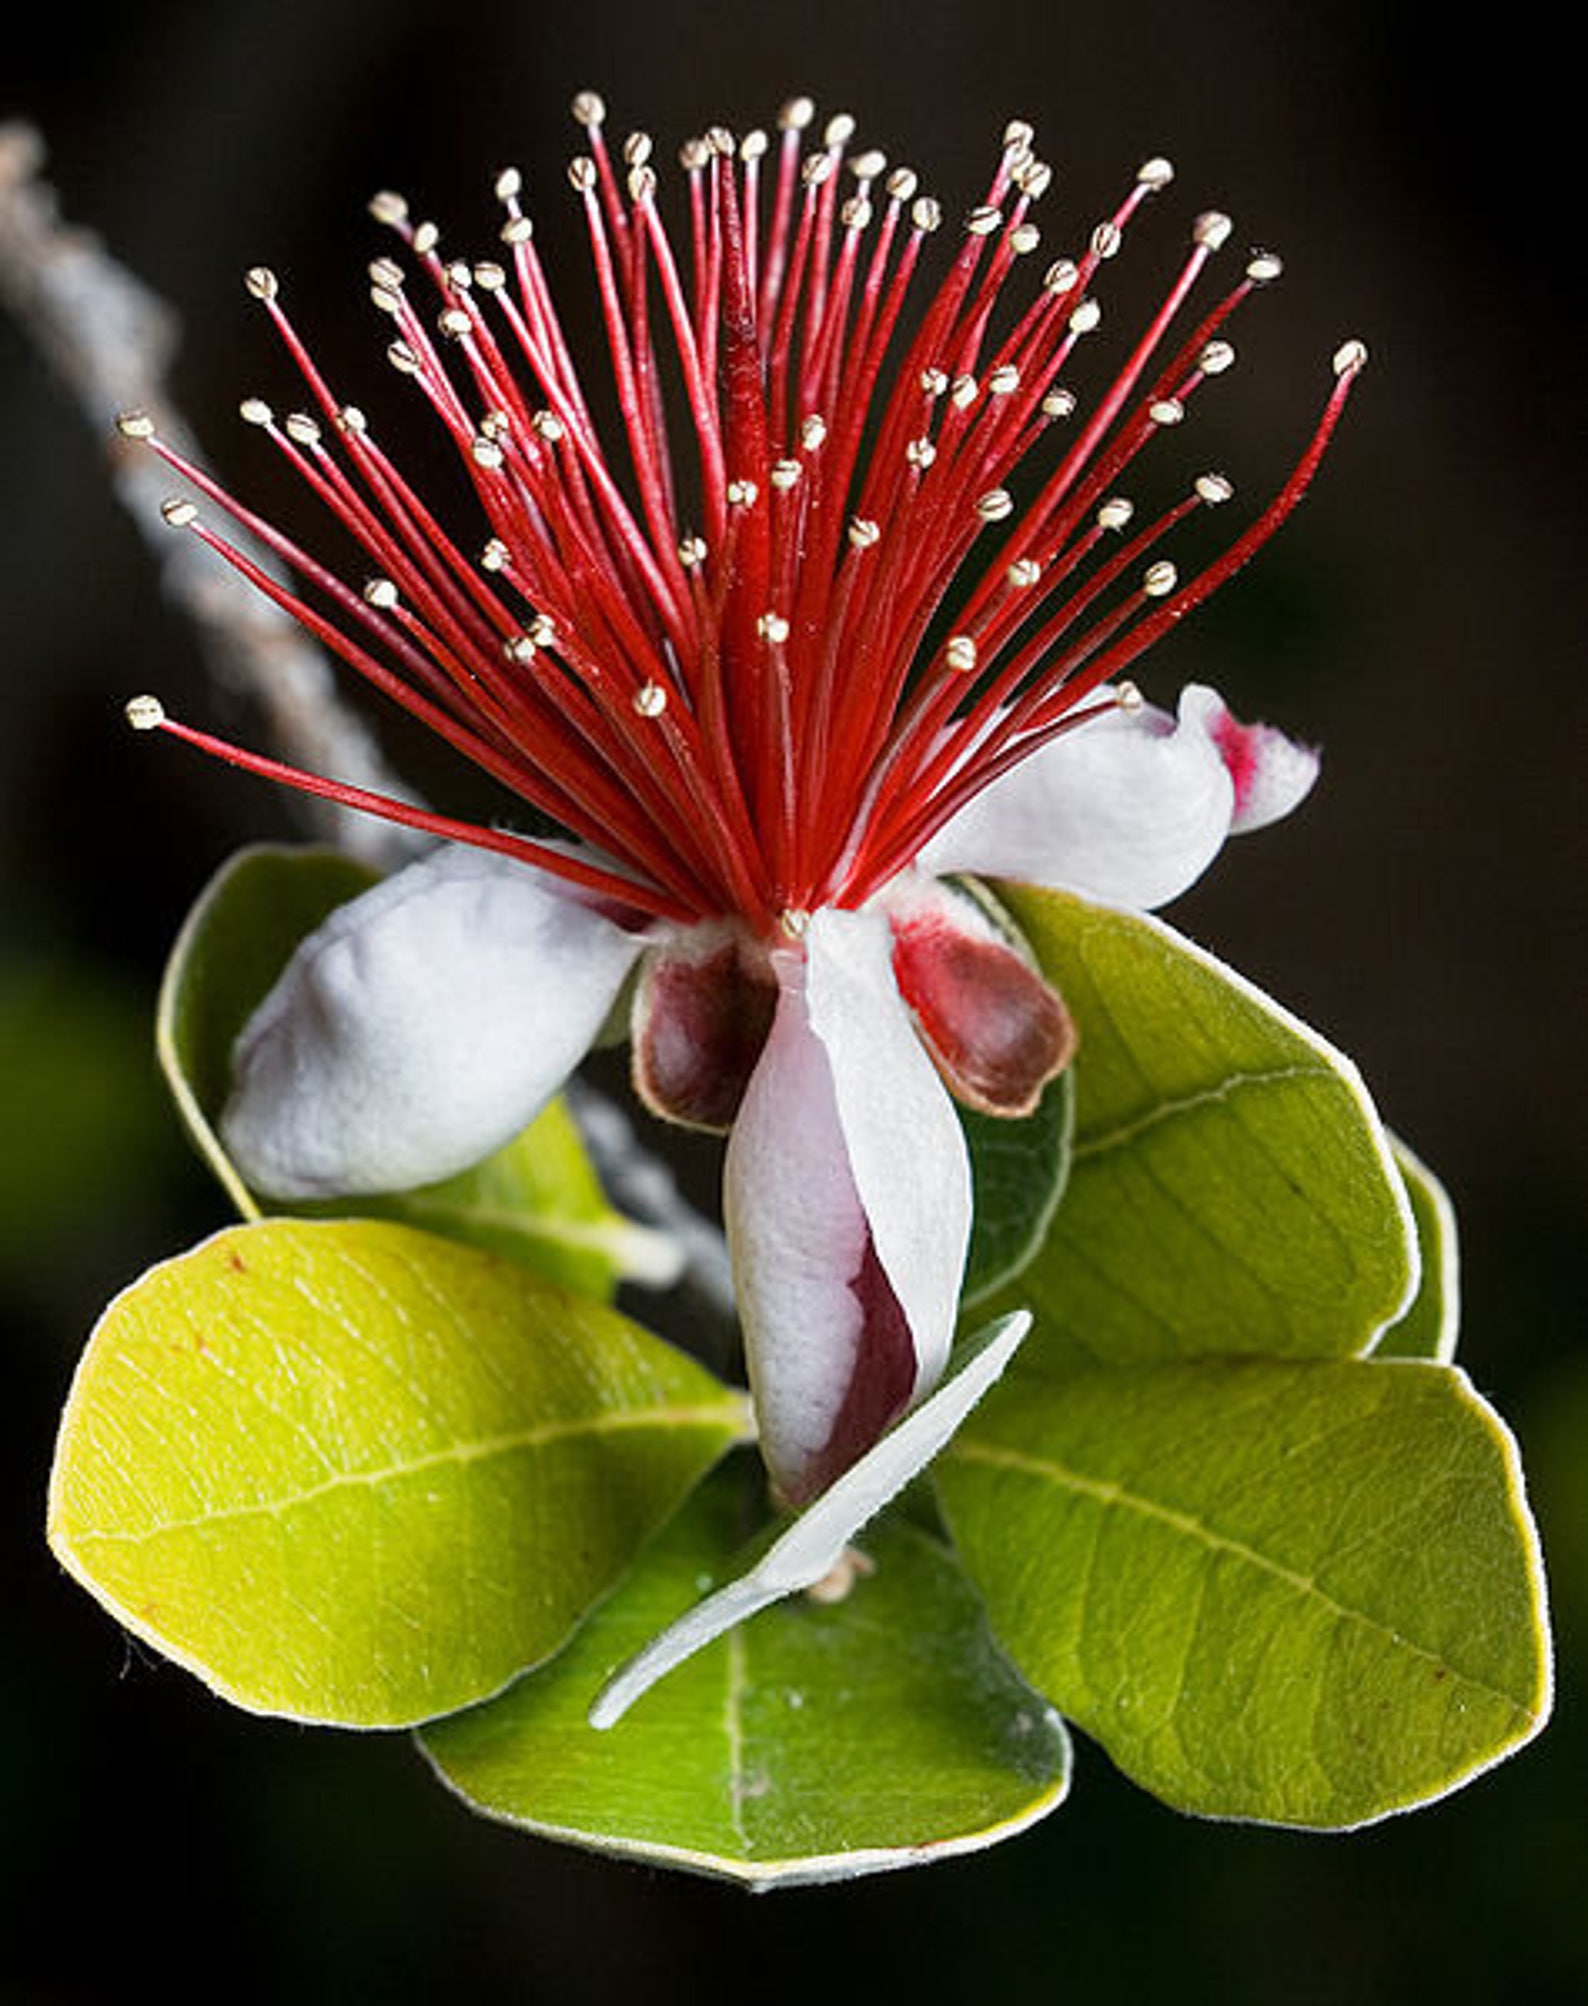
[121,93,1363,938]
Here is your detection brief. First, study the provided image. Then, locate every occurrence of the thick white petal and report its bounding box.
[723,906,971,1500]
[222,844,644,1197]
[920,685,1238,910]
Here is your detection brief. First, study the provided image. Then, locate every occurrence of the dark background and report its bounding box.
[2,2,1583,2000]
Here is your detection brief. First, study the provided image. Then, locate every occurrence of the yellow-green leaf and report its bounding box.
[938,1357,1552,1827]
[989,887,1418,1369]
[48,1218,746,1728]
[1373,1137,1460,1361]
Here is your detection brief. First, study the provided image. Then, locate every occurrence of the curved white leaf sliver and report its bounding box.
[587,1310,1031,1731]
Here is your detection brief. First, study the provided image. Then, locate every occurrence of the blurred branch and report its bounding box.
[0,120,410,867]
[0,122,737,1326]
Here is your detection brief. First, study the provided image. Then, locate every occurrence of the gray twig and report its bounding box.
[0,120,410,867]
[0,121,737,1325]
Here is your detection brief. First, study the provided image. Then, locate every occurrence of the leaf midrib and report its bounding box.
[65,1399,747,1547]
[946,1436,1535,1715]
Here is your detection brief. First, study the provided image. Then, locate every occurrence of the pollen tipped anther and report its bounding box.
[1246,249,1284,284]
[125,694,166,731]
[1333,338,1369,376]
[1114,679,1145,710]
[134,102,1366,970]
[1192,212,1233,252]
[160,496,198,528]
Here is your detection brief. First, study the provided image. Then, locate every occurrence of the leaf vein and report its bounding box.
[952,1439,1527,1710]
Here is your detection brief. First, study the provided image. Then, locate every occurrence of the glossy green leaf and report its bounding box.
[158,844,673,1295]
[938,1357,1552,1828]
[1373,1138,1460,1362]
[421,1458,1070,1886]
[987,887,1418,1369]
[48,1218,747,1728]
[961,1070,1074,1305]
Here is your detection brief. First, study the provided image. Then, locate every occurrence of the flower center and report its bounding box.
[119,96,1365,938]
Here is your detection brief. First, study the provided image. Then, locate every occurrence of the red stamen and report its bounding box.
[120,103,1363,940]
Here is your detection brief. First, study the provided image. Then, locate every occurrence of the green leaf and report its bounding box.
[937,1357,1552,1828]
[158,844,673,1296]
[961,1069,1074,1305]
[421,1458,1070,1887]
[1373,1138,1460,1361]
[158,843,379,1219]
[987,886,1418,1369]
[48,1218,747,1728]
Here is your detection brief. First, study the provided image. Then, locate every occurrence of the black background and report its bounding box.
[2,3,1583,2000]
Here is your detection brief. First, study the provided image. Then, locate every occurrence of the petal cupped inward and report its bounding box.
[222,846,644,1197]
[724,907,972,1504]
[888,878,1075,1116]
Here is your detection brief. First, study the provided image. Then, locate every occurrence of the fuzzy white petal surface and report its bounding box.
[920,685,1238,910]
[804,905,971,1401]
[1186,685,1322,833]
[723,907,971,1497]
[222,844,644,1197]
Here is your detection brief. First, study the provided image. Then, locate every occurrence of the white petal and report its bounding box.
[588,1309,1031,1729]
[222,844,644,1197]
[723,905,971,1500]
[920,685,1238,910]
[1190,685,1322,833]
